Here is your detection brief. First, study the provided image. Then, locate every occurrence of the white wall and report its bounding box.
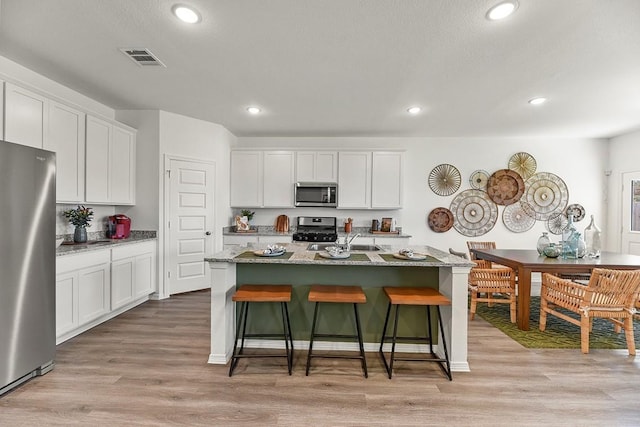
[238,137,608,253]
[606,128,640,251]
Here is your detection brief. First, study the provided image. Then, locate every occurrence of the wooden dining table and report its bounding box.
[469,249,640,330]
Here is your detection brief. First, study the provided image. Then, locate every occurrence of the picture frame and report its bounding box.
[381,217,392,232]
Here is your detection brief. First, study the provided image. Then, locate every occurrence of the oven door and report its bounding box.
[295,183,337,207]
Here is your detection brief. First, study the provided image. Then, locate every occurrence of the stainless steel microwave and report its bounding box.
[295,182,338,207]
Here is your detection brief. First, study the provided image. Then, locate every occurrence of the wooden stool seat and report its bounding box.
[379,286,452,380]
[229,284,294,377]
[383,287,451,306]
[306,285,368,378]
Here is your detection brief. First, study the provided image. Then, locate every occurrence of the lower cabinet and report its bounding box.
[56,241,156,344]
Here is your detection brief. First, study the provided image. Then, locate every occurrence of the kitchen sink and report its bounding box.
[306,243,381,251]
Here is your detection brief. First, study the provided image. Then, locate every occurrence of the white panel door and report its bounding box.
[621,171,640,255]
[167,159,215,295]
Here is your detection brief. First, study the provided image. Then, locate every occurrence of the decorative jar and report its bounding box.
[584,215,602,258]
[543,243,561,258]
[536,232,551,255]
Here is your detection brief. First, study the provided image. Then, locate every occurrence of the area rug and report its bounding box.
[475,296,640,349]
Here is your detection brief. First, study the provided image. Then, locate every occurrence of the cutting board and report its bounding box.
[275,215,289,232]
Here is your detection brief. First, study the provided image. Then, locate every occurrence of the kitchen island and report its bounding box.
[205,243,474,372]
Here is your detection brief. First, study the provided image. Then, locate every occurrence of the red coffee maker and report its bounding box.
[107,214,131,239]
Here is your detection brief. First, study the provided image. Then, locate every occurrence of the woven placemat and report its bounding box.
[379,253,440,263]
[234,251,294,260]
[313,253,370,261]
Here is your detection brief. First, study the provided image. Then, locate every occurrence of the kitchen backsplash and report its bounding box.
[56,204,116,235]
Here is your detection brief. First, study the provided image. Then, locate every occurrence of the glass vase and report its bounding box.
[584,215,602,258]
[74,226,87,243]
[536,232,551,255]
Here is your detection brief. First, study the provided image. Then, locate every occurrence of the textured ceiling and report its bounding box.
[0,0,639,138]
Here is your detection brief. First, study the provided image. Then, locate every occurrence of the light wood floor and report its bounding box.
[2,290,639,426]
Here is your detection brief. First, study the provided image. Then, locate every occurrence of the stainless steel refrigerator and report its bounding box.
[0,139,56,395]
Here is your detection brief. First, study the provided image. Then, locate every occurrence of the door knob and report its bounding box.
[205,231,211,235]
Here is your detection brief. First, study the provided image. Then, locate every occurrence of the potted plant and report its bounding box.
[240,209,255,222]
[63,205,94,243]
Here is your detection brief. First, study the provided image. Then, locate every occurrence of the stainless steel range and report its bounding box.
[292,216,338,242]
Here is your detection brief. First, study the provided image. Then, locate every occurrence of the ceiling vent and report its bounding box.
[119,48,166,67]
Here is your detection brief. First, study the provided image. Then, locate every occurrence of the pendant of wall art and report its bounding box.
[450,189,498,237]
[546,213,568,235]
[519,172,569,221]
[469,170,490,190]
[565,203,586,222]
[502,203,535,233]
[508,152,537,179]
[428,164,461,196]
[486,169,525,206]
[427,207,454,233]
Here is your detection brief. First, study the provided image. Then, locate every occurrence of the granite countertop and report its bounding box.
[222,226,412,238]
[205,242,473,268]
[56,231,157,257]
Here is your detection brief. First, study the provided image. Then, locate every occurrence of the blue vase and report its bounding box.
[74,226,87,243]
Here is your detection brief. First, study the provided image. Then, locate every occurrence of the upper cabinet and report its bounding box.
[85,115,136,205]
[230,150,295,208]
[45,101,86,203]
[296,151,338,182]
[338,151,403,210]
[4,82,48,148]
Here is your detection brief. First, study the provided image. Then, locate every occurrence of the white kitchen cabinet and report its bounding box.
[371,152,403,209]
[296,151,338,182]
[55,271,79,337]
[230,150,295,208]
[222,233,291,249]
[111,241,156,309]
[78,263,111,324]
[373,236,411,246]
[4,82,48,148]
[45,101,85,203]
[263,151,295,207]
[338,151,371,209]
[85,115,136,205]
[230,151,262,207]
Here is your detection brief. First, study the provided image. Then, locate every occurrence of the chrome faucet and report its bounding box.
[345,233,361,251]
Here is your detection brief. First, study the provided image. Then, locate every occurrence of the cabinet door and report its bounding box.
[315,151,338,182]
[134,252,155,298]
[263,151,294,207]
[371,152,403,209]
[296,152,315,182]
[47,101,85,203]
[338,152,371,209]
[230,151,262,207]
[4,82,48,148]
[85,115,111,203]
[111,258,134,310]
[56,271,79,337]
[110,125,135,204]
[78,264,110,324]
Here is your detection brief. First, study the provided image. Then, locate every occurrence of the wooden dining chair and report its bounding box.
[468,266,517,322]
[466,241,496,269]
[540,268,640,355]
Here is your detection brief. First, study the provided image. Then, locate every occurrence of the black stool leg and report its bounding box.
[280,302,293,375]
[379,301,393,377]
[436,306,452,381]
[389,304,401,379]
[229,301,249,377]
[426,305,434,354]
[305,301,320,376]
[353,303,368,378]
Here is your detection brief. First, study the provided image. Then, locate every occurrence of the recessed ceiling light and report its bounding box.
[246,106,261,115]
[528,97,547,105]
[172,4,201,24]
[407,106,422,115]
[486,1,518,20]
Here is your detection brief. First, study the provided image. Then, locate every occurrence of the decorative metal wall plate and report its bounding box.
[502,203,535,233]
[469,170,490,190]
[519,172,569,221]
[508,152,537,179]
[427,207,454,233]
[546,213,568,235]
[428,164,461,196]
[486,169,525,206]
[450,189,498,237]
[565,203,586,222]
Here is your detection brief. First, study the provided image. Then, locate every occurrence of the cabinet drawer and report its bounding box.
[57,249,111,273]
[111,241,156,261]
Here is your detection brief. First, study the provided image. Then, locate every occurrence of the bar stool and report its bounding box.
[305,285,368,378]
[229,284,294,377]
[379,287,452,380]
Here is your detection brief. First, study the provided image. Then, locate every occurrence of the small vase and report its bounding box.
[74,226,87,243]
[536,232,551,255]
[584,215,602,258]
[543,243,561,258]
